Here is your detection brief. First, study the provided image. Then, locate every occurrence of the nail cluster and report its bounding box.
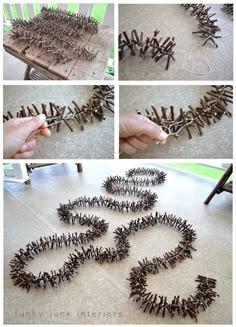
[221,4,233,16]
[3,86,114,133]
[181,4,221,47]
[119,30,176,70]
[10,7,100,64]
[136,85,233,139]
[127,215,219,321]
[129,268,218,322]
[9,168,219,321]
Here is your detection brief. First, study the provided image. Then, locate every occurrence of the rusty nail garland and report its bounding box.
[9,168,219,321]
[10,7,100,65]
[136,85,233,140]
[119,29,176,70]
[119,4,229,69]
[181,4,222,48]
[221,4,233,16]
[3,86,114,134]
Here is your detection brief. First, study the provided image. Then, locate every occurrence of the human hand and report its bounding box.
[119,113,168,155]
[3,114,51,159]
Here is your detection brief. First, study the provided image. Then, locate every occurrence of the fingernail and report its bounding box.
[21,144,28,151]
[37,114,46,122]
[159,131,168,140]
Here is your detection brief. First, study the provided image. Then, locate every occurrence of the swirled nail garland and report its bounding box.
[9,168,219,321]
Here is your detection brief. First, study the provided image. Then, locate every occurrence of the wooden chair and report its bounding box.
[204,164,233,204]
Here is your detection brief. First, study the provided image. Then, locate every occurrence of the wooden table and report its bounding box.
[3,25,113,80]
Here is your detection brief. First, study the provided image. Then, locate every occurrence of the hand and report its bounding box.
[119,113,168,155]
[3,114,51,159]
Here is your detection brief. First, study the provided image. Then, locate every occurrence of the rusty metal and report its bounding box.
[3,86,114,134]
[10,7,100,65]
[221,4,233,16]
[119,29,176,70]
[137,85,233,140]
[181,4,222,48]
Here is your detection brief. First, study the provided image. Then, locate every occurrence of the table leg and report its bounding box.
[24,65,32,80]
[76,164,83,172]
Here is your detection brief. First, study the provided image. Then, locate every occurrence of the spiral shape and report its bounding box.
[9,167,218,321]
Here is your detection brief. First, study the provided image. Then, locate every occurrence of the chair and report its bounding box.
[204,164,233,204]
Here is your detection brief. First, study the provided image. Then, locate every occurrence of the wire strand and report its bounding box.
[26,112,80,141]
[181,41,211,75]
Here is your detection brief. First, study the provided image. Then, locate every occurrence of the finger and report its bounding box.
[19,138,38,153]
[138,134,156,144]
[17,114,47,139]
[11,117,36,125]
[120,138,137,155]
[13,150,35,159]
[40,121,48,128]
[126,136,149,151]
[135,115,168,141]
[13,115,46,126]
[120,113,168,141]
[39,128,51,137]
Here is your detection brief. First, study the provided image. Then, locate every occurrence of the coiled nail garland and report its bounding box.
[9,167,219,321]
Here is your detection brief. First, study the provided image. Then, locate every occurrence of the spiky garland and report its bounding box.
[181,4,221,47]
[136,85,232,139]
[3,86,114,134]
[9,168,219,321]
[221,4,233,16]
[119,4,223,70]
[119,30,176,70]
[10,7,100,64]
[40,6,99,34]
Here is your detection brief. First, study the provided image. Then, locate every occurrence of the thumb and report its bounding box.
[16,114,46,139]
[129,114,168,140]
